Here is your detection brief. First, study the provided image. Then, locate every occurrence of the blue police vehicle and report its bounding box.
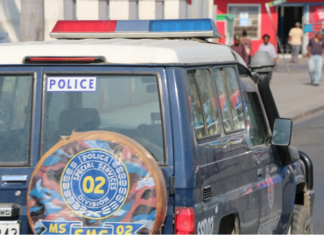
[0,19,314,234]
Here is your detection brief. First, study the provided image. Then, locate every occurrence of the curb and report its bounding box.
[291,105,324,121]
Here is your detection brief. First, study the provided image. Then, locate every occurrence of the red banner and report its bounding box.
[314,6,324,21]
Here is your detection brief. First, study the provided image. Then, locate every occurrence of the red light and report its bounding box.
[29,57,96,62]
[51,20,117,33]
[175,207,195,234]
[24,56,105,63]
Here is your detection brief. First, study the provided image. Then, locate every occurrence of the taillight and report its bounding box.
[175,207,195,234]
[23,56,105,63]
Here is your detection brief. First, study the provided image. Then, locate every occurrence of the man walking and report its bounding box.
[308,30,324,86]
[241,31,252,65]
[231,35,248,65]
[288,22,303,63]
[258,34,277,82]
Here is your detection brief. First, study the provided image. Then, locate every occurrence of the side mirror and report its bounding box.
[250,51,275,73]
[272,118,293,146]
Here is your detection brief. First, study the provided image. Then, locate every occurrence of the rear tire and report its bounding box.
[290,205,313,234]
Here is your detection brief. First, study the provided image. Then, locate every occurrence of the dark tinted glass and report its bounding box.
[187,70,205,138]
[0,76,33,164]
[43,75,164,163]
[244,92,267,146]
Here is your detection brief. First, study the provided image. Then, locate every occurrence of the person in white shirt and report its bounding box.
[258,34,277,82]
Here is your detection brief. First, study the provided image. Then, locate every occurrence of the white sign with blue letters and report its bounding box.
[47,77,97,92]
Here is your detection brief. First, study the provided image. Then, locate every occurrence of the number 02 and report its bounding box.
[83,176,105,194]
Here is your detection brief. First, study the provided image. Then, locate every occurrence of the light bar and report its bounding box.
[24,56,105,63]
[50,19,220,39]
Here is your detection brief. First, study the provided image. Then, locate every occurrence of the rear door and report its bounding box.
[41,66,174,234]
[0,67,42,234]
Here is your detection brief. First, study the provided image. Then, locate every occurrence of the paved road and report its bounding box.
[291,111,324,233]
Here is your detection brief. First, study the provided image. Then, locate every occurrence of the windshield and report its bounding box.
[43,75,164,163]
[0,75,33,164]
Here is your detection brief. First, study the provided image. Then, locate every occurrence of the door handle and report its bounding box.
[257,168,263,178]
[1,175,28,183]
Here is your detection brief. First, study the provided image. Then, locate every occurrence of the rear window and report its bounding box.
[0,75,33,164]
[43,75,164,163]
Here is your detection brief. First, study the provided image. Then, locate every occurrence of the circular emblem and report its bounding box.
[60,148,129,219]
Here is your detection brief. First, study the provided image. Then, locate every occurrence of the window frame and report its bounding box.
[0,71,36,167]
[227,3,262,40]
[212,64,247,135]
[185,67,222,142]
[41,71,168,166]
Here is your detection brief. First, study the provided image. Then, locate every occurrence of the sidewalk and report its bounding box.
[270,69,324,120]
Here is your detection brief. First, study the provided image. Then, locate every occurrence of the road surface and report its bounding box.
[291,111,324,233]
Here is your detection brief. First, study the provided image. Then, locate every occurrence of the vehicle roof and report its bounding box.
[0,38,246,67]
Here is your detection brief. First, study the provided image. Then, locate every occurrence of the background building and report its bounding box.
[0,0,216,42]
[0,0,323,55]
[216,0,324,55]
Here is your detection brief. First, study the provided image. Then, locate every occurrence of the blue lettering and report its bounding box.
[80,79,86,89]
[75,79,78,89]
[50,79,56,89]
[67,79,72,89]
[89,79,94,89]
[58,80,65,89]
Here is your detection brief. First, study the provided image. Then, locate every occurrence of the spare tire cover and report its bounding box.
[27,131,167,235]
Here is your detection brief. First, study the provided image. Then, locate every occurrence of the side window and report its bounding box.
[187,70,205,138]
[213,67,245,132]
[223,67,245,130]
[0,76,33,164]
[244,92,268,146]
[214,69,232,132]
[195,70,221,136]
[187,69,220,138]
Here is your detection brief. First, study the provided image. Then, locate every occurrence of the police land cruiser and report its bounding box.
[0,19,314,234]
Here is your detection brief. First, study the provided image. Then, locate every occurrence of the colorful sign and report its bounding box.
[314,6,324,21]
[28,138,161,235]
[267,0,286,7]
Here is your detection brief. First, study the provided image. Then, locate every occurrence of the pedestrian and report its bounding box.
[231,35,248,65]
[258,34,277,82]
[307,29,324,86]
[241,30,252,65]
[288,22,303,63]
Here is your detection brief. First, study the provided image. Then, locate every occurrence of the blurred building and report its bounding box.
[216,0,324,55]
[0,0,216,42]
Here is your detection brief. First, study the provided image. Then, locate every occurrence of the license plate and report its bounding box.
[0,221,20,235]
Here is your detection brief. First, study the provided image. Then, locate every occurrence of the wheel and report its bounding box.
[27,131,168,235]
[290,204,313,234]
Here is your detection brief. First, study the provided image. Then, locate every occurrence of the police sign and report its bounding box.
[47,77,97,92]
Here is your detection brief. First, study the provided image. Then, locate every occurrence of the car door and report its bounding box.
[212,66,260,234]
[0,67,42,234]
[240,75,283,234]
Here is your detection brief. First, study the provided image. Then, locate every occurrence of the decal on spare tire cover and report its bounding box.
[61,148,129,219]
[28,139,159,235]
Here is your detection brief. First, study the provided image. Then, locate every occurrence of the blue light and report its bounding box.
[149,19,214,32]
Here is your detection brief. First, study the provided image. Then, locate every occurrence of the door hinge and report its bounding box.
[169,176,175,196]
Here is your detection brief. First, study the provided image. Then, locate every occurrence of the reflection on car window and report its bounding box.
[0,76,33,164]
[44,75,164,163]
[213,69,232,132]
[223,67,245,130]
[187,70,205,138]
[244,92,267,146]
[196,70,221,136]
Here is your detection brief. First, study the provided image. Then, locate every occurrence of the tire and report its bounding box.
[27,131,168,235]
[290,204,313,234]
